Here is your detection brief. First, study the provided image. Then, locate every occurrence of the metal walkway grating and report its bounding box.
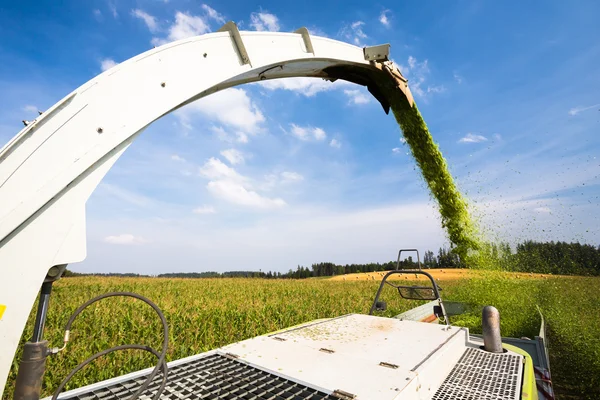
[432,347,523,400]
[58,353,339,400]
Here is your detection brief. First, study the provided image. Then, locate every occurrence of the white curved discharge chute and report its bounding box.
[0,24,413,394]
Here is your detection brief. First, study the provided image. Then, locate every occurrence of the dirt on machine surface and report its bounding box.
[328,268,566,281]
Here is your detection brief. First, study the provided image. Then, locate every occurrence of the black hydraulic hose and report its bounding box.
[52,345,168,400]
[51,292,169,400]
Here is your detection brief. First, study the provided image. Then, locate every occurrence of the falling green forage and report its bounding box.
[380,84,481,262]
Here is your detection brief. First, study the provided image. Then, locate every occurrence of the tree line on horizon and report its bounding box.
[63,240,600,279]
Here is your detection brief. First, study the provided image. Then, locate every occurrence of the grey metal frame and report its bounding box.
[395,249,422,270]
[368,270,448,325]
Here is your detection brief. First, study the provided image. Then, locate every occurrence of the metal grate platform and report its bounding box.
[58,353,339,400]
[432,347,523,400]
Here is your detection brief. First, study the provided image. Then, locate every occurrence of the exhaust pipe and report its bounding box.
[482,306,503,353]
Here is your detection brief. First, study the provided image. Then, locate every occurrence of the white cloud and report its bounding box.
[202,4,226,24]
[193,205,216,214]
[22,105,38,113]
[453,72,463,84]
[398,56,445,99]
[250,12,280,31]
[171,154,185,162]
[104,234,146,245]
[131,9,159,32]
[568,104,600,116]
[340,21,368,45]
[399,137,407,144]
[100,58,117,71]
[199,157,247,183]
[207,180,286,209]
[290,124,326,141]
[176,88,264,136]
[458,133,488,143]
[258,77,350,97]
[379,10,391,27]
[108,1,118,18]
[93,9,102,20]
[330,139,341,149]
[392,147,401,154]
[220,148,245,165]
[344,89,371,105]
[427,85,446,94]
[280,171,304,183]
[152,11,210,46]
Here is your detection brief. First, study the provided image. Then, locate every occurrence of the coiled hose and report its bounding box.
[51,292,169,400]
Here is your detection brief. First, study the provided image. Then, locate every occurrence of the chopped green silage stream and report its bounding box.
[383,86,481,261]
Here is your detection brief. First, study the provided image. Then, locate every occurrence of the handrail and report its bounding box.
[369,270,448,325]
[396,249,422,270]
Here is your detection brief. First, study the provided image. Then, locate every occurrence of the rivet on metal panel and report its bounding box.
[96,127,103,134]
[319,348,335,354]
[203,53,207,58]
[160,82,166,87]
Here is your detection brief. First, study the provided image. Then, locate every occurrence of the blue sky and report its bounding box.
[1,0,599,274]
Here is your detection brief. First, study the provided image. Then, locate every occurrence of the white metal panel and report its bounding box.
[221,314,469,399]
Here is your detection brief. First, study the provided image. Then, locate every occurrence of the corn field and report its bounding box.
[3,273,600,399]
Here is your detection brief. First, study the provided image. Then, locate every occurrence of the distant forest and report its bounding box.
[64,241,600,279]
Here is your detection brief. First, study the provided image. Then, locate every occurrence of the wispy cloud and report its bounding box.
[171,154,185,162]
[453,72,463,84]
[280,171,304,183]
[202,4,226,24]
[568,104,599,116]
[344,89,371,105]
[151,11,210,46]
[330,139,341,149]
[193,205,216,214]
[93,9,102,21]
[340,21,368,45]
[107,1,118,18]
[100,58,117,71]
[220,148,245,165]
[250,11,280,31]
[392,147,401,154]
[458,133,488,143]
[289,124,326,141]
[398,56,444,99]
[97,183,154,208]
[22,105,38,114]
[379,10,391,27]
[104,234,147,245]
[131,9,159,33]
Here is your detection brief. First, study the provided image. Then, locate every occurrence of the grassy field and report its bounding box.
[3,272,600,399]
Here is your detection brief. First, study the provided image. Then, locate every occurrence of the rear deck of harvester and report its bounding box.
[48,314,526,400]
